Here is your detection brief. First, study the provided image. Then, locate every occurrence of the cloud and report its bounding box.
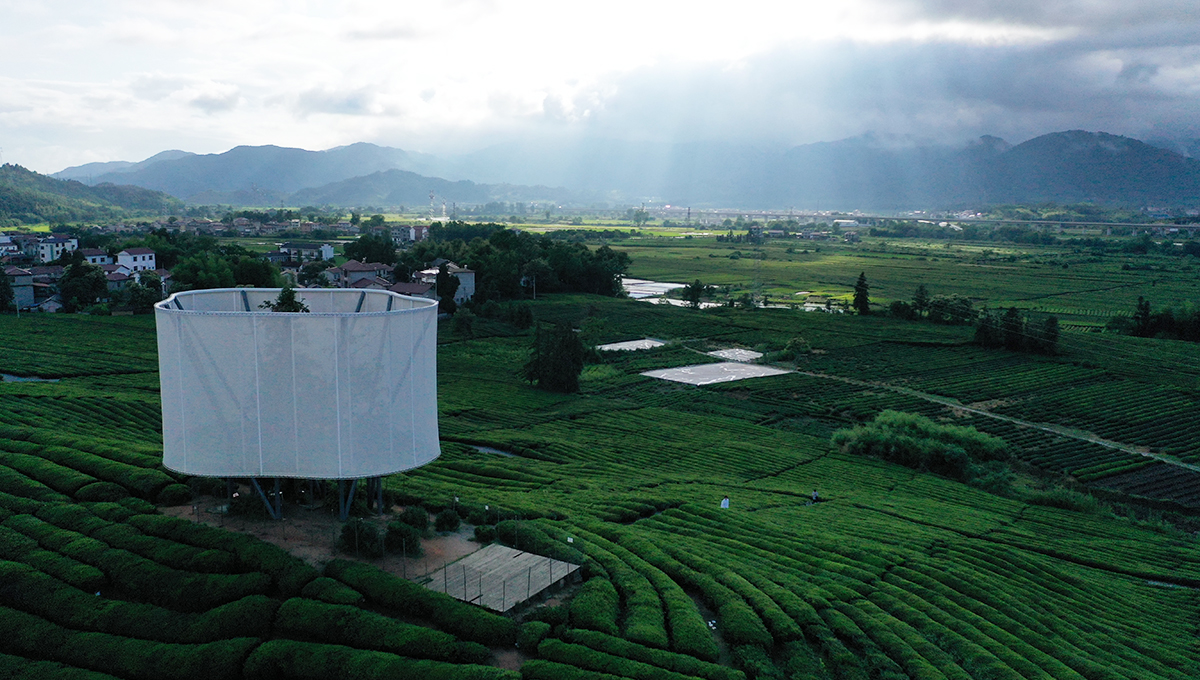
[188,84,240,114]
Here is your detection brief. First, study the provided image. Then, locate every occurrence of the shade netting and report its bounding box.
[155,288,439,479]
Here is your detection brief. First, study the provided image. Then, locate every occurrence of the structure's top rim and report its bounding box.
[155,288,438,317]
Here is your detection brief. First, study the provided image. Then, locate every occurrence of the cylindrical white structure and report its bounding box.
[154,288,439,479]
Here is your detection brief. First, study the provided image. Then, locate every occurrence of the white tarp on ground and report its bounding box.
[155,288,440,479]
[622,277,687,299]
[707,348,763,362]
[642,362,789,386]
[598,338,666,351]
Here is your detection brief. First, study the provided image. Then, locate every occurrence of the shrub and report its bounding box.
[155,484,192,506]
[832,410,1009,481]
[243,639,518,680]
[434,508,461,532]
[397,506,429,532]
[384,522,423,557]
[273,598,464,662]
[179,595,279,642]
[732,645,783,680]
[537,639,700,680]
[569,578,619,635]
[474,524,497,544]
[76,482,128,502]
[525,604,569,627]
[300,577,365,605]
[561,629,744,680]
[325,560,517,645]
[518,621,552,654]
[338,519,384,558]
[1025,487,1102,514]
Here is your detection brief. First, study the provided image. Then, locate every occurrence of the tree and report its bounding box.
[974,311,1003,348]
[1033,316,1060,355]
[1133,296,1153,337]
[853,272,870,315]
[259,284,310,313]
[343,232,397,266]
[298,262,330,287]
[124,281,161,312]
[58,263,109,313]
[523,323,585,393]
[435,263,460,314]
[0,273,13,312]
[171,252,236,291]
[912,284,930,317]
[681,280,712,309]
[1001,307,1025,350]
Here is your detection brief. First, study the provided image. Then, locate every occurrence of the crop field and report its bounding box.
[608,235,1200,327]
[0,288,1198,679]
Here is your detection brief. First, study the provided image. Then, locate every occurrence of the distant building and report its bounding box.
[79,248,112,265]
[280,242,335,261]
[417,260,475,304]
[338,260,395,287]
[117,248,157,272]
[388,281,435,300]
[36,236,78,263]
[3,266,34,309]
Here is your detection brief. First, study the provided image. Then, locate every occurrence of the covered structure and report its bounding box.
[154,288,440,518]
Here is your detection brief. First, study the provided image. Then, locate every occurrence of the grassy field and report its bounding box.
[0,288,1197,679]
[603,234,1200,330]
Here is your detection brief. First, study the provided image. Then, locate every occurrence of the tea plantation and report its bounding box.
[0,295,1197,680]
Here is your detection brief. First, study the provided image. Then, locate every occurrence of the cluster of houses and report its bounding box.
[1,231,474,312]
[315,258,474,304]
[1,233,169,312]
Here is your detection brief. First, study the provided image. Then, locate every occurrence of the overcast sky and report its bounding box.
[3,0,1200,173]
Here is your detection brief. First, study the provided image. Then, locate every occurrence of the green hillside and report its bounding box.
[0,297,1196,679]
[0,164,182,227]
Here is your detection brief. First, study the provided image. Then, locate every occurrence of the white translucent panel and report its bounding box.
[155,288,440,479]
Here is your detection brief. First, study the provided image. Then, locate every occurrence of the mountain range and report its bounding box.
[51,131,1200,210]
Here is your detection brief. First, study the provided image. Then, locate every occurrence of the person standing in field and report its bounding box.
[811,489,819,503]
[720,495,730,509]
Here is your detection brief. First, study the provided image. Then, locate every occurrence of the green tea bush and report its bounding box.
[0,651,122,680]
[273,598,468,662]
[0,452,95,496]
[434,508,461,532]
[519,621,552,654]
[519,659,625,680]
[474,524,497,544]
[75,482,128,502]
[338,519,384,558]
[384,521,423,557]
[0,466,70,503]
[569,578,619,636]
[178,595,279,643]
[561,629,744,680]
[732,645,784,680]
[397,505,429,531]
[34,504,109,535]
[496,521,590,571]
[243,639,517,680]
[325,560,517,645]
[155,484,192,506]
[537,639,701,680]
[525,604,569,627]
[300,577,365,605]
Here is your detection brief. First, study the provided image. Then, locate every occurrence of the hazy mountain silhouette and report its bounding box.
[52,131,1200,209]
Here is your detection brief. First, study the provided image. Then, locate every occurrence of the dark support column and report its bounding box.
[249,477,282,520]
[337,479,359,521]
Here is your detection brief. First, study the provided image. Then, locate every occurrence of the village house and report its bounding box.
[280,242,335,261]
[416,260,475,304]
[338,260,395,287]
[2,266,35,309]
[34,235,78,263]
[116,248,156,272]
[387,281,435,300]
[79,248,112,265]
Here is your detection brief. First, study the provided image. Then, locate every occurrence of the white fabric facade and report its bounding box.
[155,288,440,479]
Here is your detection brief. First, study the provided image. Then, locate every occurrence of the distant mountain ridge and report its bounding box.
[1,164,182,226]
[53,131,1200,210]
